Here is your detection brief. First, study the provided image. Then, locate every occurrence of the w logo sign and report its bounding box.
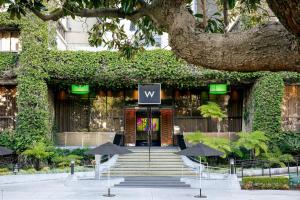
[144,91,155,98]
[138,84,161,105]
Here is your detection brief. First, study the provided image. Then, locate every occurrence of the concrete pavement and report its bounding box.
[0,175,299,200]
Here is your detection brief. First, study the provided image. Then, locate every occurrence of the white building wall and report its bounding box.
[55,0,214,51]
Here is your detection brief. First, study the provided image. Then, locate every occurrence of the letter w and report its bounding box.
[144,91,155,98]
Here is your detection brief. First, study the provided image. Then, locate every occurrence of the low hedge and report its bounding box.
[242,176,289,190]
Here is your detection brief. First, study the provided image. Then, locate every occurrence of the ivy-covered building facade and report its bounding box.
[0,14,300,150]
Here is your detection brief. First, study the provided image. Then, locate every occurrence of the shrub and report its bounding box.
[21,142,53,170]
[0,129,16,150]
[278,131,300,154]
[0,168,10,175]
[185,132,231,157]
[242,176,289,190]
[51,154,82,168]
[234,131,269,159]
[25,168,37,174]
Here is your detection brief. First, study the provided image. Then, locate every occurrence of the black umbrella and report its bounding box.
[86,142,132,155]
[87,142,132,197]
[176,143,224,157]
[0,146,13,156]
[176,143,224,198]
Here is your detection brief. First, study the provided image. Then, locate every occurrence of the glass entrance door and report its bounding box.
[136,110,160,146]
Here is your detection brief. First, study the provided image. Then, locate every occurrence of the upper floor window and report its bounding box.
[0,31,20,52]
[57,22,66,40]
[129,22,136,31]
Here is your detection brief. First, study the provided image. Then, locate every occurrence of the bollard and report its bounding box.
[70,160,75,175]
[13,164,19,175]
[229,158,235,174]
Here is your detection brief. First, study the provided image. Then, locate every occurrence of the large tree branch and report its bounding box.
[147,0,300,72]
[30,7,147,21]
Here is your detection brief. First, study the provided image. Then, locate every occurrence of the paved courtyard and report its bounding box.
[0,175,299,200]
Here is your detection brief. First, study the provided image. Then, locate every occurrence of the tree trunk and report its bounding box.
[223,0,229,27]
[266,0,300,37]
[201,0,207,28]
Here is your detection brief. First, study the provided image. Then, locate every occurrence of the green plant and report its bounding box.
[251,74,284,147]
[198,102,226,133]
[52,154,82,168]
[0,168,10,175]
[21,142,53,170]
[278,131,300,154]
[185,132,231,157]
[261,148,295,167]
[234,131,269,159]
[0,129,16,150]
[242,176,289,190]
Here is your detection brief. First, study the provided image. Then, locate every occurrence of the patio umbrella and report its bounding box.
[176,143,224,198]
[0,146,13,156]
[86,142,132,197]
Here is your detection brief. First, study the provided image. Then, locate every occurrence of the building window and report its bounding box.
[154,35,161,47]
[129,22,136,31]
[0,31,20,52]
[57,22,66,40]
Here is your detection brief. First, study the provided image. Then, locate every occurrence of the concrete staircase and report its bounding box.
[103,147,196,177]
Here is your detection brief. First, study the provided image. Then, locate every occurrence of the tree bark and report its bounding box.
[266,0,300,37]
[223,0,229,27]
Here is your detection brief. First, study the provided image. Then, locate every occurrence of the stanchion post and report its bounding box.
[230,158,235,174]
[70,160,75,175]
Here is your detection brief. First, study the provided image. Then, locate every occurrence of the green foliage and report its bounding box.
[0,52,18,76]
[47,147,91,168]
[185,131,270,159]
[22,142,53,170]
[234,131,268,158]
[242,176,289,190]
[199,102,226,132]
[0,130,16,150]
[261,147,295,167]
[51,154,82,168]
[199,102,226,120]
[194,12,224,33]
[252,74,284,145]
[185,132,231,157]
[0,168,10,175]
[278,132,300,154]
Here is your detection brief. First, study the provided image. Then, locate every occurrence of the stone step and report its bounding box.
[109,168,192,171]
[114,184,190,188]
[103,171,196,176]
[116,159,182,162]
[112,165,190,168]
[124,176,182,181]
[114,176,191,188]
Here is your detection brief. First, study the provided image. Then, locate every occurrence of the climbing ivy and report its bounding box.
[0,52,18,76]
[0,13,52,151]
[252,74,284,145]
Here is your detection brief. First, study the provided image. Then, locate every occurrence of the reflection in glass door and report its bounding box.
[136,110,160,146]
